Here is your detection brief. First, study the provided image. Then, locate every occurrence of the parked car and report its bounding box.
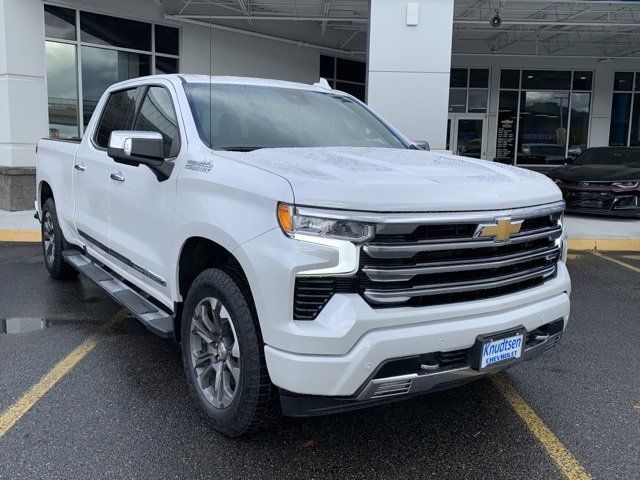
[548,146,640,217]
[35,75,570,436]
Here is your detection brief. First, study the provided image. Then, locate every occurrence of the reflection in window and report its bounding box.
[609,93,632,146]
[517,91,569,165]
[155,56,179,74]
[630,94,640,147]
[81,46,150,127]
[95,89,138,148]
[45,42,79,139]
[448,89,466,113]
[80,11,151,51]
[468,89,487,113]
[44,5,76,41]
[133,87,180,157]
[568,93,590,157]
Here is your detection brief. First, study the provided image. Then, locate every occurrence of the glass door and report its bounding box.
[447,115,487,159]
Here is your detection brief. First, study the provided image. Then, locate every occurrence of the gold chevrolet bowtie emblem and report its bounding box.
[476,218,523,242]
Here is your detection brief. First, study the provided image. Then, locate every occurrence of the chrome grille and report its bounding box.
[359,203,564,308]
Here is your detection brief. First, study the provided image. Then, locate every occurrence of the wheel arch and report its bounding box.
[174,236,258,343]
[39,180,54,209]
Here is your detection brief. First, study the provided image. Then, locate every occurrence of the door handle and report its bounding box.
[110,172,125,182]
[74,164,86,172]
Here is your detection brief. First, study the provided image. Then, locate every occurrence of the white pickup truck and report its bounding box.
[36,75,570,436]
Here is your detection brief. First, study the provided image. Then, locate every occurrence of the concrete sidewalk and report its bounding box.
[1,209,639,250]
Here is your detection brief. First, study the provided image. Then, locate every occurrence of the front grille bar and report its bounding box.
[363,225,562,259]
[362,246,560,282]
[363,264,557,304]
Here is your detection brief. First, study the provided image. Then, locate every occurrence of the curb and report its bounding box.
[567,238,640,251]
[0,230,41,243]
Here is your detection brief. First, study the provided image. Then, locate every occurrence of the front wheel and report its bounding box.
[181,268,279,436]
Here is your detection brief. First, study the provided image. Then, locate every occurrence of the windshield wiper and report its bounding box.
[219,146,263,152]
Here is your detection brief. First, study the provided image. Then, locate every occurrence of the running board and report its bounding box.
[62,250,174,338]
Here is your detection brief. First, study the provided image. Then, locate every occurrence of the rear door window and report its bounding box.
[95,88,139,148]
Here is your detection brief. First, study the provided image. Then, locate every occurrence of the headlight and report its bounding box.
[554,212,567,262]
[277,203,375,276]
[277,203,374,243]
[612,180,639,189]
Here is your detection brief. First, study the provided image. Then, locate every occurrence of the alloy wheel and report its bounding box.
[43,211,55,266]
[189,297,241,409]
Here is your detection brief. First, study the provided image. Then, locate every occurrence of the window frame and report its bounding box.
[610,72,639,147]
[318,54,367,102]
[496,68,594,166]
[43,2,181,137]
[448,68,490,114]
[92,83,183,159]
[131,85,182,159]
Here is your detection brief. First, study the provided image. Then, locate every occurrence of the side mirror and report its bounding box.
[411,140,430,151]
[107,131,173,181]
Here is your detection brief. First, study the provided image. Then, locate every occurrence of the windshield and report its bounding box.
[575,148,640,167]
[183,83,407,150]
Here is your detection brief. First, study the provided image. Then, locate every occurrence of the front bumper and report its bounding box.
[561,189,640,217]
[280,321,562,416]
[264,266,570,398]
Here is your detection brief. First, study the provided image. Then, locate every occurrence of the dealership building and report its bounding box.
[1,0,639,210]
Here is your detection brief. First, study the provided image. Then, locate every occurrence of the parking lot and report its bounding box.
[0,242,638,480]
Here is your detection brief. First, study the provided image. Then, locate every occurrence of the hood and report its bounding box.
[218,147,562,212]
[548,164,640,183]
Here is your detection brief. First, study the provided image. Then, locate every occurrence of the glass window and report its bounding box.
[81,46,150,127]
[319,55,335,79]
[335,82,365,102]
[450,69,467,88]
[448,89,466,113]
[614,72,633,91]
[500,70,520,89]
[133,87,180,157]
[156,56,178,74]
[95,88,138,148]
[44,5,76,41]
[522,71,571,90]
[572,72,593,91]
[630,94,640,147]
[154,25,179,56]
[468,89,488,113]
[80,11,151,51]
[495,90,519,163]
[183,84,407,150]
[45,42,79,139]
[337,58,366,84]
[635,73,640,91]
[609,93,632,146]
[469,69,489,88]
[568,92,591,156]
[517,91,569,165]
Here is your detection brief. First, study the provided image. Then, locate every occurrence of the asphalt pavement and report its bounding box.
[0,243,638,480]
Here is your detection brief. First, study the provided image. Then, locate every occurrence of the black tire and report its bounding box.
[41,198,78,280]
[181,268,279,436]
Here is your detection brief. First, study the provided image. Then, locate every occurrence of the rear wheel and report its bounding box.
[41,198,77,280]
[181,268,279,436]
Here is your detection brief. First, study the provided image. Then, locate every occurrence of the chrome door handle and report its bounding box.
[110,172,125,182]
[74,164,86,171]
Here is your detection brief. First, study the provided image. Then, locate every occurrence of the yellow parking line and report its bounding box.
[492,374,593,480]
[590,251,640,274]
[0,230,41,242]
[0,310,127,438]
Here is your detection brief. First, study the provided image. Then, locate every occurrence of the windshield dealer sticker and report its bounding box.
[186,159,213,173]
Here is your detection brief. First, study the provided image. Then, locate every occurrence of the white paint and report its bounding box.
[368,0,454,150]
[0,0,48,167]
[406,3,420,26]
